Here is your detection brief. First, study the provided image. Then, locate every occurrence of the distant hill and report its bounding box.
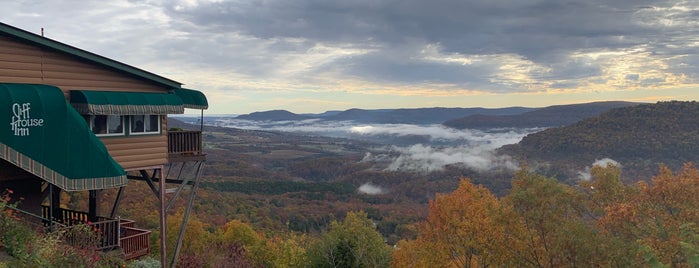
[236,110,311,121]
[499,101,699,181]
[444,101,640,129]
[235,107,536,124]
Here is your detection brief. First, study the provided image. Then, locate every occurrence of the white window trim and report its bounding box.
[89,115,125,137]
[129,115,161,135]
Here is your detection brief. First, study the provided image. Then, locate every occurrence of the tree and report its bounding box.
[392,178,509,267]
[503,170,608,267]
[600,164,699,266]
[308,211,391,267]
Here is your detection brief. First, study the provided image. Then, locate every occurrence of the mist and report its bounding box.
[358,183,385,195]
[200,117,541,173]
[577,158,621,181]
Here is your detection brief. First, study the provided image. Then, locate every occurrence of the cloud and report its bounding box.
[2,0,699,113]
[377,144,519,173]
[358,183,385,195]
[577,158,622,181]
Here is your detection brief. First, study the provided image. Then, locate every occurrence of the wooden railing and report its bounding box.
[61,219,120,250]
[121,226,152,260]
[168,130,203,156]
[40,206,151,260]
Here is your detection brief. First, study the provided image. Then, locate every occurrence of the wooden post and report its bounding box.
[158,167,167,268]
[88,190,100,222]
[51,185,61,226]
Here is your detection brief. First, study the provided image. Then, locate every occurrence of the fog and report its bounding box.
[358,183,385,195]
[577,158,621,181]
[201,117,541,172]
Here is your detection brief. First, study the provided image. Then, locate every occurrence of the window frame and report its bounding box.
[129,114,161,135]
[85,115,125,137]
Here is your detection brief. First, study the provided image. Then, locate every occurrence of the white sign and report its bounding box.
[10,103,44,136]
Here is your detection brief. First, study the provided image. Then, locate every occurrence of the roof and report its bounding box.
[0,83,127,191]
[174,88,209,109]
[0,22,182,89]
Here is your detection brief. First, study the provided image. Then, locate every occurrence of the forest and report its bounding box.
[13,101,697,266]
[60,163,699,267]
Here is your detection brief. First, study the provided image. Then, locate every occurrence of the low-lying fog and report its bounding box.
[197,117,543,173]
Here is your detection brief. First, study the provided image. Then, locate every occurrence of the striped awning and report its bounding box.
[70,90,184,115]
[0,84,127,191]
[174,88,208,110]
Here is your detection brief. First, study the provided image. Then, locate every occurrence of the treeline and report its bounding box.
[394,163,699,267]
[157,163,699,267]
[201,180,355,196]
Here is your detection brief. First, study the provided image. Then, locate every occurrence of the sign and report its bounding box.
[10,103,43,136]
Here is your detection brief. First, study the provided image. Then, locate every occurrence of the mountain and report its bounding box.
[499,101,699,181]
[235,110,311,121]
[235,107,536,124]
[444,101,640,129]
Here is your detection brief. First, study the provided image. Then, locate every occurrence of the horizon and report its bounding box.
[3,1,699,114]
[180,99,655,116]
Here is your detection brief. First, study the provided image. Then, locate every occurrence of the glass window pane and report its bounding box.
[92,115,107,134]
[132,115,145,132]
[106,115,123,134]
[147,115,159,132]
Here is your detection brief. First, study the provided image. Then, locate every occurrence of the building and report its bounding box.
[0,21,208,265]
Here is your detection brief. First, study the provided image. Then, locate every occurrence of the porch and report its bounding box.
[41,206,151,260]
[168,130,205,162]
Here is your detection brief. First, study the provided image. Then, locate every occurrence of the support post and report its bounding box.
[170,161,204,268]
[158,167,167,267]
[110,186,125,219]
[50,185,61,226]
[88,190,100,222]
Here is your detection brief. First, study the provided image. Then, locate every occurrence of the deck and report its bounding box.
[168,130,206,162]
[41,206,151,260]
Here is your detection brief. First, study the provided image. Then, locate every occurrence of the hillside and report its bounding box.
[235,110,311,121]
[500,101,699,181]
[444,101,639,129]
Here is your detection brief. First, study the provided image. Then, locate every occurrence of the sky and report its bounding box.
[2,0,698,114]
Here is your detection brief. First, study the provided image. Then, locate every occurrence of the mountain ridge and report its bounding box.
[443,101,640,129]
[499,101,699,181]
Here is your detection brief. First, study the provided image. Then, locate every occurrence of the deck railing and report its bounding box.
[40,206,150,260]
[168,130,203,156]
[121,226,152,260]
[61,218,120,250]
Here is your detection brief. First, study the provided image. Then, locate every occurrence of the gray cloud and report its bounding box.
[1,0,698,110]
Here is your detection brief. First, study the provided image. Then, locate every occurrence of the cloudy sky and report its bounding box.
[2,0,698,114]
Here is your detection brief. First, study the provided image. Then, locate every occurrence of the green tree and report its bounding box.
[503,170,608,267]
[308,211,391,267]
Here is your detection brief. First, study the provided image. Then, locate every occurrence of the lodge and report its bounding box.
[0,21,208,266]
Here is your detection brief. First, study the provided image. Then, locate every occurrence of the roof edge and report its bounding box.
[0,22,182,89]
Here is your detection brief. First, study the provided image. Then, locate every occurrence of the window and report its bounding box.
[130,115,160,135]
[85,115,124,136]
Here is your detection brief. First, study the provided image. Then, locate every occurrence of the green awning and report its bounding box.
[174,88,208,110]
[0,83,127,191]
[70,90,184,115]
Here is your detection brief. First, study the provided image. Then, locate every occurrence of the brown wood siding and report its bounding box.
[0,36,168,96]
[0,35,173,170]
[102,116,168,170]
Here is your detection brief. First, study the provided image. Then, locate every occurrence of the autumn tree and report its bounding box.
[392,178,510,267]
[600,164,699,266]
[307,211,391,267]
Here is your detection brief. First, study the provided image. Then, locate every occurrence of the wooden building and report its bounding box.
[0,22,208,266]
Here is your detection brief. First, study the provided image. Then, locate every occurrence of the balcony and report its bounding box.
[168,130,205,162]
[41,207,151,260]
